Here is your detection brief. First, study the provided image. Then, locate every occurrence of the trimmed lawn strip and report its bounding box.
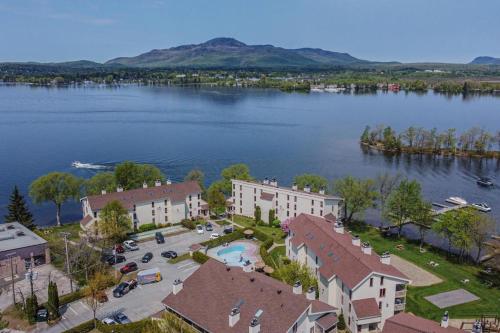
[232,216,285,244]
[168,253,191,264]
[349,222,500,320]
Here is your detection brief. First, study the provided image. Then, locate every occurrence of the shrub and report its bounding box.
[271,219,281,228]
[59,289,84,306]
[337,313,346,330]
[181,219,196,230]
[192,251,210,264]
[138,223,157,232]
[97,319,149,333]
[260,244,274,267]
[201,229,244,248]
[61,319,95,333]
[268,209,275,223]
[251,228,270,242]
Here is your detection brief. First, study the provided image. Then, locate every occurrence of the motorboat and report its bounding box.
[477,177,494,187]
[471,202,491,212]
[445,196,468,205]
[71,161,108,170]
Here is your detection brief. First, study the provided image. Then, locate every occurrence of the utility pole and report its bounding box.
[6,252,16,306]
[60,232,73,292]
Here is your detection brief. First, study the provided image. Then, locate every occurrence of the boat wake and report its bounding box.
[71,161,110,170]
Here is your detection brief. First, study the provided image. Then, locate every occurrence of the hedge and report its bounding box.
[192,251,210,264]
[181,219,196,230]
[138,223,157,232]
[200,229,244,248]
[59,289,84,306]
[61,319,95,333]
[97,319,149,333]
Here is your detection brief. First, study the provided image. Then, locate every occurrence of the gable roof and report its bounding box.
[163,259,335,333]
[352,298,381,319]
[382,313,465,333]
[85,181,201,211]
[288,214,409,289]
[80,215,93,227]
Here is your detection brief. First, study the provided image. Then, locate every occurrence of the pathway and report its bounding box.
[391,255,442,287]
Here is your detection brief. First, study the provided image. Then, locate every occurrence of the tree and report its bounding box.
[275,260,317,292]
[411,201,434,249]
[47,281,60,320]
[254,206,262,222]
[268,209,275,223]
[294,174,328,193]
[0,311,8,329]
[375,173,401,227]
[185,169,205,195]
[433,211,456,256]
[114,161,165,190]
[469,211,495,262]
[333,176,378,223]
[207,181,226,216]
[385,179,423,237]
[220,163,252,194]
[30,172,82,226]
[98,200,131,242]
[360,125,371,144]
[402,126,417,148]
[84,172,116,195]
[4,186,35,229]
[25,294,38,324]
[337,313,346,330]
[449,209,474,262]
[84,272,108,328]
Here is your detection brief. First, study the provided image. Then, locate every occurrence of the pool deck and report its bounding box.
[207,239,261,267]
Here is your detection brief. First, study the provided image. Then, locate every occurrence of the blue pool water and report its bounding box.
[216,245,250,266]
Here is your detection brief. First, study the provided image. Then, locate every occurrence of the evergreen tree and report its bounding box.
[25,294,38,324]
[47,281,60,320]
[337,312,346,330]
[4,186,35,229]
[268,209,275,224]
[254,206,261,222]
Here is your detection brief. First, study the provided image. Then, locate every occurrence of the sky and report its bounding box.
[0,0,499,64]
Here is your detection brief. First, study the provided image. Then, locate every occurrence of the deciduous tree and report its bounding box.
[411,201,434,249]
[207,181,226,216]
[385,179,423,237]
[294,174,328,193]
[333,176,378,223]
[98,200,131,242]
[470,212,495,262]
[84,172,116,196]
[220,163,252,194]
[84,272,108,328]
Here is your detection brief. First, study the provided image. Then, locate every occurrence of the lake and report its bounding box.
[0,84,499,234]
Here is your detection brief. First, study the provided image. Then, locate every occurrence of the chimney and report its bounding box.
[155,179,162,187]
[380,252,391,265]
[243,263,252,272]
[352,235,360,247]
[270,178,278,187]
[263,177,269,185]
[306,286,316,300]
[472,320,483,333]
[319,187,325,195]
[229,307,240,327]
[249,310,263,333]
[293,281,302,295]
[143,181,148,189]
[292,183,298,191]
[101,189,107,195]
[166,178,172,185]
[441,311,449,328]
[172,279,183,295]
[304,184,311,193]
[333,222,344,234]
[361,242,372,255]
[117,185,123,192]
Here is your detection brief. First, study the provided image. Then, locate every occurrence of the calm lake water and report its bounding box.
[0,84,499,237]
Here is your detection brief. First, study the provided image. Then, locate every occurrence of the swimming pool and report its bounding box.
[209,241,259,267]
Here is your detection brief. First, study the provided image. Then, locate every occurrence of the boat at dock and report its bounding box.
[477,177,494,187]
[471,202,492,212]
[445,196,468,205]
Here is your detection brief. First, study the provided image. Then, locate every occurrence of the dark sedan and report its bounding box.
[161,250,177,259]
[106,255,126,266]
[142,252,153,263]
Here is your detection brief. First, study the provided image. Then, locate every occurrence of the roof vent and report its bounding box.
[277,289,282,294]
[226,267,231,271]
[304,184,311,193]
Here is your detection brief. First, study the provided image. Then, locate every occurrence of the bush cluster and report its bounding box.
[138,223,157,232]
[192,251,210,264]
[181,219,196,230]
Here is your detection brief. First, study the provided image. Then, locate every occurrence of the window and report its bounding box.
[93,211,97,218]
[320,210,323,216]
[287,194,290,200]
[294,204,297,210]
[165,207,168,213]
[198,202,200,207]
[240,208,242,214]
[378,301,382,310]
[233,184,235,189]
[165,216,168,222]
[311,208,314,214]
[294,213,297,217]
[189,203,192,208]
[276,200,278,206]
[239,193,242,198]
[315,256,318,264]
[379,288,386,297]
[287,203,290,208]
[133,213,137,219]
[151,202,155,207]
[189,211,192,217]
[292,322,298,333]
[276,192,278,198]
[254,196,256,201]
[357,325,362,333]
[189,195,192,201]
[240,200,242,206]
[198,194,201,199]
[311,199,314,205]
[233,191,235,197]
[287,211,289,217]
[239,185,242,190]
[152,210,155,216]
[164,200,167,205]
[320,201,323,208]
[294,196,297,202]
[380,276,384,285]
[133,205,136,211]
[152,217,155,223]
[254,188,256,194]
[348,317,351,326]
[349,303,351,313]
[349,290,352,299]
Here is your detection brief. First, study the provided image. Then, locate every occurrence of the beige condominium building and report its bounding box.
[231,178,343,223]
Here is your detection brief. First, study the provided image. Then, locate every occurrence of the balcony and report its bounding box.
[394,302,405,311]
[395,289,406,298]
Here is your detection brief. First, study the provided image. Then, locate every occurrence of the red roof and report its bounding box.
[80,215,93,227]
[316,313,338,330]
[311,299,336,314]
[260,192,274,201]
[382,313,465,333]
[85,181,201,211]
[289,214,408,289]
[163,259,335,333]
[352,298,381,319]
[324,213,336,223]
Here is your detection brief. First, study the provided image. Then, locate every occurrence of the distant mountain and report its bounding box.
[469,56,500,65]
[105,37,373,68]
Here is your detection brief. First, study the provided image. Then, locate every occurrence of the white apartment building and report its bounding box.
[231,178,343,223]
[286,214,411,333]
[80,180,205,232]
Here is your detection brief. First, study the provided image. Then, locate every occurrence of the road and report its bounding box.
[40,223,224,333]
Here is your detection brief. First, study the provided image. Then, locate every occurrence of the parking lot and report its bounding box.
[44,223,224,333]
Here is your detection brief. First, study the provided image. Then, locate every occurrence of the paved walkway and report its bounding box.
[391,255,442,286]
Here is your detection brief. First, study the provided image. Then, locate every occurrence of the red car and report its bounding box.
[120,262,138,274]
[115,244,125,254]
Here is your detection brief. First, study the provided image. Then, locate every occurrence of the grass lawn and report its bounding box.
[349,222,500,320]
[214,219,230,226]
[270,246,286,264]
[232,215,286,244]
[35,222,82,242]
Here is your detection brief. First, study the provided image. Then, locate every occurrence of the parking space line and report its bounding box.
[79,301,90,310]
[177,262,195,269]
[69,306,78,315]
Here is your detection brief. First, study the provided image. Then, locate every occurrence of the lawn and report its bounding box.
[232,215,286,244]
[35,222,82,242]
[269,246,286,264]
[349,222,500,320]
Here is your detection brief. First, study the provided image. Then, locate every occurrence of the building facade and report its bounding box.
[231,179,343,223]
[286,214,410,333]
[162,259,338,333]
[80,180,204,232]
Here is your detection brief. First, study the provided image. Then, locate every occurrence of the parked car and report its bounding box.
[102,317,117,325]
[210,233,220,239]
[120,262,138,274]
[112,279,137,298]
[36,308,48,322]
[106,255,126,266]
[114,312,131,324]
[223,226,234,234]
[196,225,204,234]
[142,252,153,263]
[155,232,165,244]
[161,250,177,259]
[205,223,213,231]
[114,244,125,253]
[123,240,139,251]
